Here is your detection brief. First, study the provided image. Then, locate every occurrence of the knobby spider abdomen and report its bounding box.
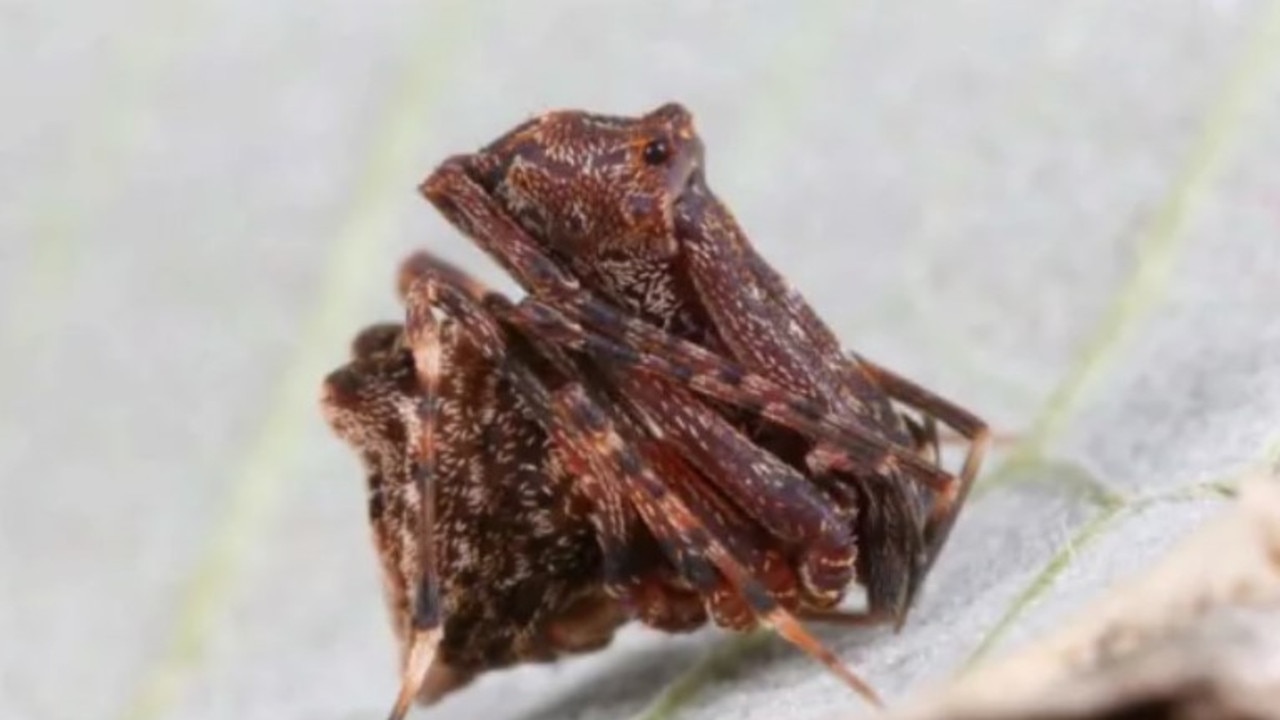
[322,315,628,704]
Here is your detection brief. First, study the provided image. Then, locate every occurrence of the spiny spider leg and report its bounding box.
[598,396,803,627]
[421,160,585,303]
[645,438,806,623]
[672,188,906,438]
[799,608,896,627]
[904,413,942,468]
[665,176,847,365]
[398,250,490,305]
[420,162,955,494]
[320,326,444,720]
[400,253,882,706]
[851,353,991,580]
[741,239,842,358]
[385,275,452,720]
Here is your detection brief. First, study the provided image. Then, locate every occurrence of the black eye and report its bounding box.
[642,139,670,166]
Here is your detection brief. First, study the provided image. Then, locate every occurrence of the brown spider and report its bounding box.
[320,102,990,719]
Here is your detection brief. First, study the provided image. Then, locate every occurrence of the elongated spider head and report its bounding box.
[461,102,705,263]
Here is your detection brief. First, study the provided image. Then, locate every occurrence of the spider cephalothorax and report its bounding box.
[321,102,989,719]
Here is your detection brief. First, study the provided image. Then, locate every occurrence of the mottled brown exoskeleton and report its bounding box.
[320,102,991,719]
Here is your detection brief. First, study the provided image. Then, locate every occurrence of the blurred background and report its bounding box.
[3,2,1280,720]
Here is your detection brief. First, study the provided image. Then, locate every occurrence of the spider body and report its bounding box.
[320,102,990,719]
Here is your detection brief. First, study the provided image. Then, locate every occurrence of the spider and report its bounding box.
[320,102,990,720]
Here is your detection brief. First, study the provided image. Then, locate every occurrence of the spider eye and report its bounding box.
[642,139,670,166]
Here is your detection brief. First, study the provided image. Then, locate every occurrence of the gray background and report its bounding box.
[3,2,1280,720]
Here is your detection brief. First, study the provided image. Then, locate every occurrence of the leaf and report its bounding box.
[885,472,1280,720]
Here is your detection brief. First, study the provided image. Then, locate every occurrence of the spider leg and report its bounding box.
[588,367,860,607]
[619,412,801,630]
[672,186,907,438]
[903,413,942,468]
[540,384,713,634]
[319,328,444,720]
[799,608,895,627]
[850,353,991,582]
[349,322,406,360]
[389,281,451,720]
[740,235,842,358]
[939,430,1017,448]
[421,160,585,304]
[398,250,492,304]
